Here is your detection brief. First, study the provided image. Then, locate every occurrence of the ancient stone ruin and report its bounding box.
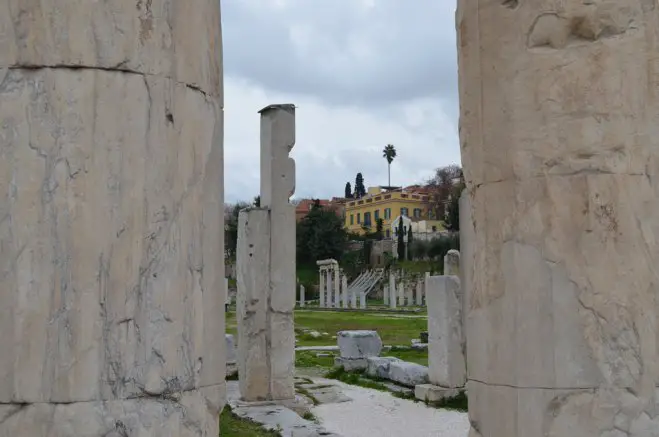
[317,259,340,308]
[457,0,659,435]
[0,0,225,435]
[236,104,297,403]
[416,253,466,403]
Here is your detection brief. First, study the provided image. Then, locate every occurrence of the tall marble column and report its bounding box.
[333,265,341,308]
[237,104,296,402]
[0,1,225,435]
[319,268,326,308]
[342,273,349,308]
[457,1,659,435]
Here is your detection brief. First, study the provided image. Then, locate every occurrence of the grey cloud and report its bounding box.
[222,0,458,107]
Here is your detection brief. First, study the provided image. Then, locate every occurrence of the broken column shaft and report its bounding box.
[237,104,296,402]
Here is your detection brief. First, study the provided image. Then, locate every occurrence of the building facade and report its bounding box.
[295,198,346,222]
[344,186,443,237]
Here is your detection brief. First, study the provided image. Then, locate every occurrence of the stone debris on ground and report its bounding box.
[312,379,469,437]
[227,381,341,437]
[366,356,402,379]
[387,361,429,387]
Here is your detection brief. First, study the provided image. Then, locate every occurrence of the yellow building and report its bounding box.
[344,186,443,237]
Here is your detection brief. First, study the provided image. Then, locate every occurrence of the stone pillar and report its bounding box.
[319,268,326,308]
[299,285,305,308]
[444,250,460,276]
[359,292,366,309]
[351,288,358,309]
[0,1,225,434]
[326,270,334,308]
[389,278,397,309]
[398,281,405,307]
[342,273,349,308]
[333,266,341,309]
[415,278,423,306]
[426,276,466,388]
[406,282,414,306]
[457,1,659,435]
[384,280,390,305]
[237,104,296,402]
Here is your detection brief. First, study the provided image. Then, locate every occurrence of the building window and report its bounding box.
[386,229,391,238]
[401,207,408,217]
[364,212,372,227]
[374,209,380,220]
[350,214,354,225]
[357,213,361,224]
[413,208,422,218]
[384,208,391,219]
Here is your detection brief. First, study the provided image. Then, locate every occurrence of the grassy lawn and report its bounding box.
[294,310,427,346]
[227,309,427,347]
[220,406,281,436]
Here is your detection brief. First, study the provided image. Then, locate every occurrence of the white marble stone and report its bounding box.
[398,281,405,306]
[366,357,402,379]
[426,275,466,389]
[342,274,349,308]
[406,282,414,306]
[389,276,397,309]
[457,0,659,434]
[319,269,326,308]
[444,250,460,276]
[337,331,382,359]
[237,104,296,402]
[0,1,225,434]
[415,278,423,306]
[300,284,306,308]
[414,384,461,403]
[388,362,429,388]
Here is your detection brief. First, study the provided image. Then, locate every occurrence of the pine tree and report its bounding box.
[397,219,405,260]
[354,173,366,198]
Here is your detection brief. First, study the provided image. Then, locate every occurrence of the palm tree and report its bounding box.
[382,144,397,187]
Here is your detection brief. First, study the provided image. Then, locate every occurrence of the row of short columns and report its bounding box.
[315,260,366,309]
[387,274,427,308]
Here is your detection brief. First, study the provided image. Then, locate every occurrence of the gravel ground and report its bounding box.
[311,379,470,437]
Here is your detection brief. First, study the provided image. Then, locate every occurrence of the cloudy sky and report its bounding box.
[222,0,460,203]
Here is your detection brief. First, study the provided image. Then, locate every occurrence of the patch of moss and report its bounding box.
[219,406,281,437]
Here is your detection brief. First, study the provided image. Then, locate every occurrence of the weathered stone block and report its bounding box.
[337,330,383,359]
[414,384,462,403]
[388,362,429,387]
[426,275,466,388]
[334,357,368,371]
[366,356,402,379]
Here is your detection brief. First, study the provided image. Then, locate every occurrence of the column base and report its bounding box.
[0,384,225,436]
[414,384,464,403]
[235,394,312,416]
